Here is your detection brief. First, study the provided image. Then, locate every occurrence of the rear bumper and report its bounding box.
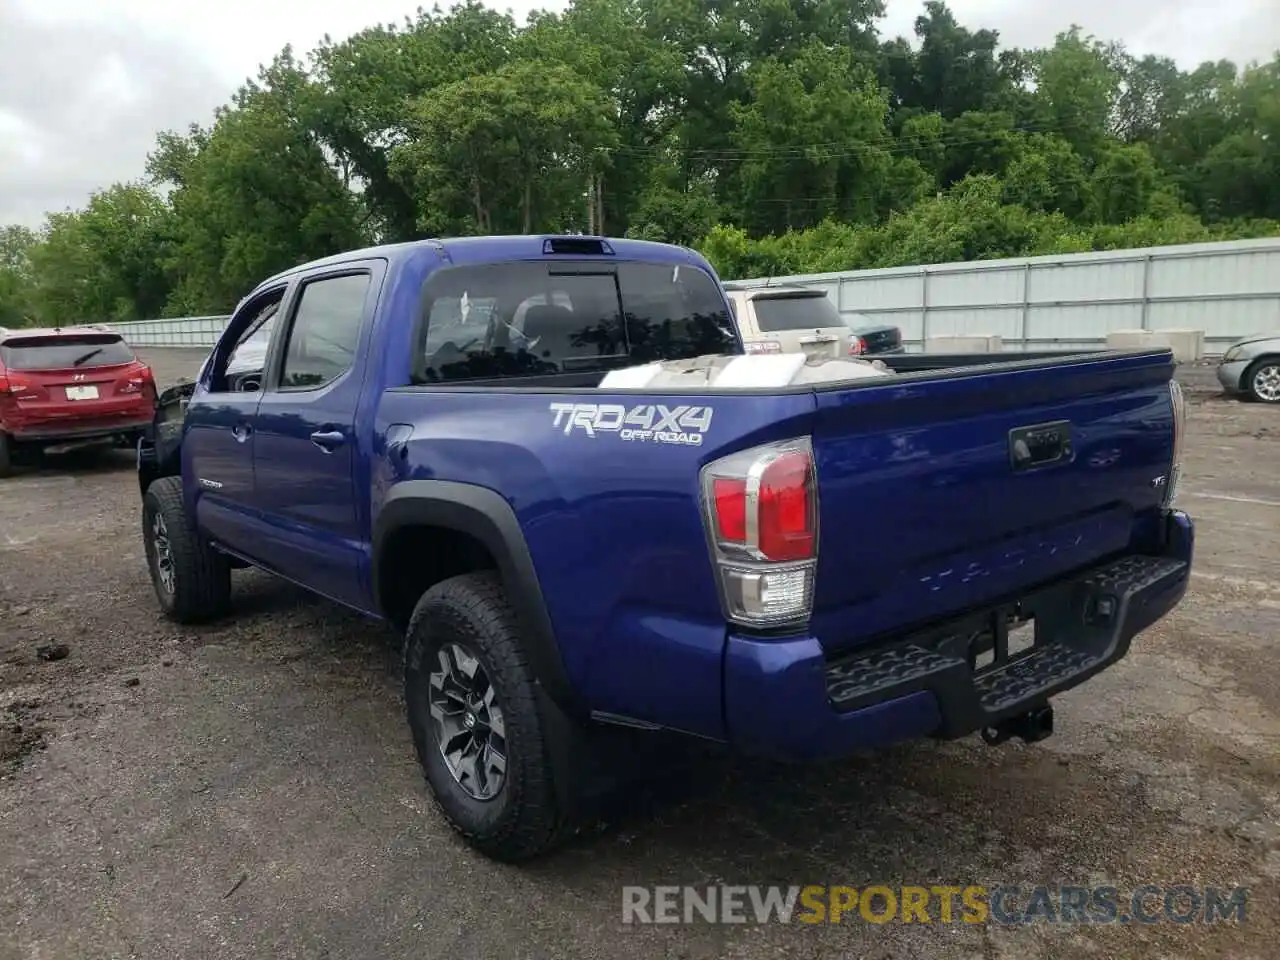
[7,414,153,443]
[1216,359,1249,394]
[723,510,1194,760]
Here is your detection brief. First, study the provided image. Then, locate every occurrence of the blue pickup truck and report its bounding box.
[137,235,1193,861]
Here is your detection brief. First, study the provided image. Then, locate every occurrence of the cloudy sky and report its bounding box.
[2,0,1277,228]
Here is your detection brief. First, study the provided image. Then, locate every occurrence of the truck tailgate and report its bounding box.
[808,350,1177,654]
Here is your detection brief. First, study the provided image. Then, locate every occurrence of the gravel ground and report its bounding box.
[1,351,1277,959]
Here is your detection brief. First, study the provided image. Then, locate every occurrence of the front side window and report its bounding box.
[225,305,279,376]
[208,291,285,393]
[280,273,371,390]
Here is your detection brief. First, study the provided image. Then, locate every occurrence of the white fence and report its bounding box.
[111,315,230,348]
[727,236,1280,354]
[109,237,1280,353]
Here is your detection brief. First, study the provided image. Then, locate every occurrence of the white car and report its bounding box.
[1216,331,1280,403]
[723,284,903,359]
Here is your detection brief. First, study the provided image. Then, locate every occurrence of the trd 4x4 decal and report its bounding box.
[549,402,713,446]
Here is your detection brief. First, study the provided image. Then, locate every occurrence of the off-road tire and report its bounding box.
[404,571,571,862]
[142,476,232,623]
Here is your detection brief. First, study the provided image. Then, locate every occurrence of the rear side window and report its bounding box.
[751,292,843,332]
[0,334,135,370]
[413,260,736,384]
[279,273,371,390]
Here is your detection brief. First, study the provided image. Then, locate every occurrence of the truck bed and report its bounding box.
[377,346,1180,741]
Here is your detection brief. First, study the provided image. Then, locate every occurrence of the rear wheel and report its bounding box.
[142,476,232,623]
[1244,359,1280,404]
[0,433,11,479]
[403,572,572,862]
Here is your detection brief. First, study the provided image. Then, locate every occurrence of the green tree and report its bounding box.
[1029,27,1123,158]
[729,44,890,233]
[307,1,520,240]
[391,60,618,235]
[0,226,38,328]
[26,184,172,324]
[155,92,365,313]
[911,1,1006,119]
[6,0,1280,310]
[1089,141,1167,223]
[517,0,686,236]
[1001,133,1089,217]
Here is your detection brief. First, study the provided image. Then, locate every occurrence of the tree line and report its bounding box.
[1,0,1278,328]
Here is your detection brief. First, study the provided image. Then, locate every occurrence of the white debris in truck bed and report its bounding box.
[597,353,894,390]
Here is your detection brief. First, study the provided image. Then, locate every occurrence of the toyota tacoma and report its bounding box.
[136,235,1193,861]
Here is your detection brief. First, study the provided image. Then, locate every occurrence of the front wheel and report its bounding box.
[142,476,232,623]
[1245,359,1280,404]
[403,572,571,862]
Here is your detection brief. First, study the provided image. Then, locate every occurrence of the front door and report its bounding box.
[183,288,288,549]
[250,265,383,609]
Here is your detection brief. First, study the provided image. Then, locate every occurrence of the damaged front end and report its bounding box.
[137,379,196,497]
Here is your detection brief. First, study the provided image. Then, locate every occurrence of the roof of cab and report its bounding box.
[255,235,711,290]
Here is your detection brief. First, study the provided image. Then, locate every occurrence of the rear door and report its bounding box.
[749,290,849,360]
[250,262,385,608]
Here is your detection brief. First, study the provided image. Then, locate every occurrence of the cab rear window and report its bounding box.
[413,260,736,384]
[0,334,136,370]
[751,292,844,332]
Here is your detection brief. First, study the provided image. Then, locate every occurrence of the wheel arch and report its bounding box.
[372,480,581,714]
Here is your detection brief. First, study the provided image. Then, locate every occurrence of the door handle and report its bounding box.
[232,423,252,443]
[310,429,346,452]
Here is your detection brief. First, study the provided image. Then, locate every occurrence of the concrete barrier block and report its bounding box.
[1106,328,1205,362]
[1105,330,1155,351]
[926,335,1004,353]
[1156,328,1205,362]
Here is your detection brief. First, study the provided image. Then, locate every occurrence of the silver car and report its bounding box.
[1217,333,1280,404]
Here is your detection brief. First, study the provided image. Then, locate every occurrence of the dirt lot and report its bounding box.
[1,351,1277,959]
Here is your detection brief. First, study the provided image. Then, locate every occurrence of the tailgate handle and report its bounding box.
[1009,421,1072,472]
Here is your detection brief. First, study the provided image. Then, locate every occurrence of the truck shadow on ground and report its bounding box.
[8,447,138,479]
[210,571,1172,896]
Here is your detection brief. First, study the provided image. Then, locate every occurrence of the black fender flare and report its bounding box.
[371,480,581,716]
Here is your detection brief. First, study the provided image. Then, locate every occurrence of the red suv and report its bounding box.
[0,326,157,477]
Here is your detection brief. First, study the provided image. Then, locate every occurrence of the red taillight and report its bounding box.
[756,451,815,561]
[120,365,155,395]
[701,438,818,627]
[712,477,747,542]
[0,374,30,395]
[849,337,866,356]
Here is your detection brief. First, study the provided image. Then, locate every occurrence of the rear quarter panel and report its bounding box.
[374,387,817,741]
